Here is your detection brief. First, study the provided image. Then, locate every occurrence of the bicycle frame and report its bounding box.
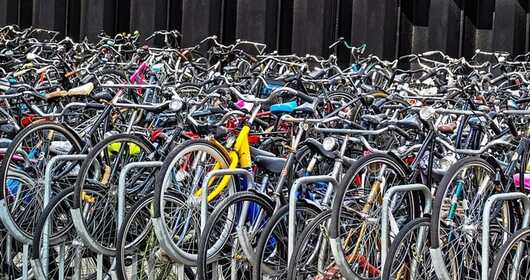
[194,124,252,202]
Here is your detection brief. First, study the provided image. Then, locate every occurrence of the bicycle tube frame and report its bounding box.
[194,124,252,201]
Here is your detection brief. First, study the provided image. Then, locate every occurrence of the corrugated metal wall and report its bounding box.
[1,0,529,63]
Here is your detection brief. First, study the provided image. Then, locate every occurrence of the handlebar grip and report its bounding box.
[421,51,439,57]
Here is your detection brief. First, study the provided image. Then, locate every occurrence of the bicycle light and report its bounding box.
[170,97,183,112]
[419,106,436,121]
[26,53,37,61]
[323,137,336,151]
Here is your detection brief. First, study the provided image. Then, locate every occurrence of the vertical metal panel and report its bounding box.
[32,0,67,35]
[462,0,494,58]
[236,0,267,43]
[221,0,237,44]
[181,0,221,46]
[66,0,81,40]
[409,0,430,54]
[398,0,414,59]
[263,0,279,50]
[291,0,335,56]
[524,1,530,52]
[336,0,353,65]
[428,0,461,57]
[130,0,166,41]
[3,0,530,57]
[116,0,131,34]
[0,0,8,26]
[79,0,117,41]
[351,0,398,59]
[167,0,182,33]
[277,0,293,54]
[0,0,19,26]
[492,0,526,53]
[18,0,33,28]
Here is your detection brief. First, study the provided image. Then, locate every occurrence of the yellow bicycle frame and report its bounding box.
[194,124,252,201]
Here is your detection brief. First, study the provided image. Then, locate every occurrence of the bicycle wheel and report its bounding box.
[31,187,111,279]
[0,120,82,241]
[152,139,237,265]
[196,191,275,280]
[430,156,512,279]
[1,229,25,278]
[491,227,530,280]
[382,217,439,280]
[328,152,416,279]
[286,209,335,279]
[71,133,155,255]
[116,192,195,280]
[253,203,321,279]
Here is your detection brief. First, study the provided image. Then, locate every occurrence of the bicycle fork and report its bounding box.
[345,165,387,275]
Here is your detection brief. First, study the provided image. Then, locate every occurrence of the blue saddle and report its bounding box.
[261,81,284,97]
[270,100,297,114]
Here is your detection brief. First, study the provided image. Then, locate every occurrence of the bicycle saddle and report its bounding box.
[307,68,327,79]
[91,90,114,102]
[395,115,422,131]
[67,82,94,96]
[270,100,297,114]
[0,138,11,149]
[303,138,336,159]
[438,122,457,134]
[361,113,387,125]
[254,155,286,173]
[251,146,276,157]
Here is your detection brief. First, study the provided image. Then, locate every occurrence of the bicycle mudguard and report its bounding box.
[386,150,412,174]
[208,137,232,161]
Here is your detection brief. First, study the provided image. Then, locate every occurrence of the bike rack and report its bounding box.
[329,183,437,280]
[31,154,87,280]
[380,184,432,269]
[152,167,253,268]
[287,175,338,263]
[0,170,36,244]
[0,170,32,280]
[201,168,254,279]
[481,192,530,280]
[200,169,254,230]
[116,161,191,280]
